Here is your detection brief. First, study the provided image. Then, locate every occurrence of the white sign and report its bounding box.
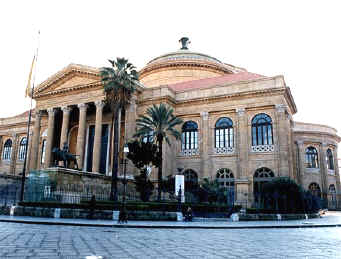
[175,175,185,203]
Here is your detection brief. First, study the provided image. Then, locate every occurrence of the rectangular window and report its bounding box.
[252,127,257,146]
[229,129,234,147]
[268,126,273,145]
[257,127,262,145]
[263,125,268,145]
[215,131,219,148]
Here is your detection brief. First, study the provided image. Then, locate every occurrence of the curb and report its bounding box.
[0,218,341,229]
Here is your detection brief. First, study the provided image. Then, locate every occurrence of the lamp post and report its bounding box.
[119,143,129,223]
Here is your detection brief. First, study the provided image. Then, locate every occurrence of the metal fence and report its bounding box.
[0,183,21,206]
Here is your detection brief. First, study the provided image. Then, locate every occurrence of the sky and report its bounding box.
[0,1,340,156]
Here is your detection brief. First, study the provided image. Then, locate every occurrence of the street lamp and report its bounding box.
[119,143,129,223]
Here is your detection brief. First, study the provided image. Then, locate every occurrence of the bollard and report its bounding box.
[277,214,282,221]
[54,208,61,218]
[231,213,239,222]
[176,212,183,221]
[305,214,308,220]
[112,211,120,221]
[10,205,16,216]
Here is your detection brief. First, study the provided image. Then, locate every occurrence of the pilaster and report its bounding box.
[296,140,305,186]
[200,111,210,178]
[9,133,18,174]
[275,104,290,177]
[236,108,247,179]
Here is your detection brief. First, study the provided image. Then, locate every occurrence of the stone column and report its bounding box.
[60,106,71,149]
[76,103,88,170]
[30,110,42,170]
[236,108,248,179]
[9,133,18,174]
[200,111,210,178]
[45,108,56,168]
[275,104,290,177]
[92,100,104,172]
[296,140,305,186]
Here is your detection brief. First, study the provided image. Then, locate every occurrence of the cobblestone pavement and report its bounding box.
[0,221,341,259]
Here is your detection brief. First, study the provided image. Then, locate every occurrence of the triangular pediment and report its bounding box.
[34,64,101,98]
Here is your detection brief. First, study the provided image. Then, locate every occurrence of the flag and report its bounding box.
[25,55,36,98]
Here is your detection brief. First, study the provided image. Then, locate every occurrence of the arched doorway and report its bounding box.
[308,182,321,198]
[183,169,198,191]
[216,168,235,205]
[253,167,275,204]
[329,184,337,208]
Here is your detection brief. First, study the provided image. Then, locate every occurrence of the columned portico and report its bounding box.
[92,100,104,172]
[60,106,71,149]
[45,108,56,168]
[76,103,88,169]
[30,110,42,170]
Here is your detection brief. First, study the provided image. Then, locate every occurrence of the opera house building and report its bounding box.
[0,39,339,208]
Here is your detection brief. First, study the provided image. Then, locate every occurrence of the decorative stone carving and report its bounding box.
[236,108,245,116]
[251,145,275,153]
[275,104,286,113]
[180,149,199,156]
[214,146,235,154]
[200,111,209,120]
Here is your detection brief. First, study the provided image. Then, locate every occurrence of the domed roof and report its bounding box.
[139,38,246,87]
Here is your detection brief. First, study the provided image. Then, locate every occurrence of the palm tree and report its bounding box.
[100,58,139,201]
[134,103,183,201]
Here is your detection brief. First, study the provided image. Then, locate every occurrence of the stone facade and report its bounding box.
[0,40,340,208]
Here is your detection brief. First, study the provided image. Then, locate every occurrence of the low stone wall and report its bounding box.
[239,213,320,221]
[0,206,178,221]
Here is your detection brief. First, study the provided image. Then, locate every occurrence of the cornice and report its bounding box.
[34,64,100,97]
[293,131,341,143]
[34,81,103,99]
[139,61,232,78]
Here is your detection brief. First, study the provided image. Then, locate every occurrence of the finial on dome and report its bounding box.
[179,37,190,50]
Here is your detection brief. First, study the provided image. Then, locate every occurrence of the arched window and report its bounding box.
[305,146,319,168]
[142,131,154,143]
[2,139,12,161]
[216,168,234,188]
[215,117,233,148]
[183,169,198,191]
[251,113,273,146]
[308,182,321,198]
[41,139,47,164]
[326,148,334,170]
[253,167,275,202]
[18,137,27,160]
[181,121,198,150]
[329,184,337,208]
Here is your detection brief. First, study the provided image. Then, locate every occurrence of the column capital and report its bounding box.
[61,106,71,114]
[296,140,304,146]
[77,103,88,111]
[95,100,105,109]
[200,111,209,120]
[35,110,42,118]
[47,108,55,116]
[275,104,287,113]
[236,108,246,116]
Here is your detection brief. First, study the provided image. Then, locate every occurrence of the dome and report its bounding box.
[139,38,246,87]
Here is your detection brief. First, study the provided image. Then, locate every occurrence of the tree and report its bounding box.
[126,140,160,170]
[126,140,159,201]
[134,103,183,201]
[100,58,139,201]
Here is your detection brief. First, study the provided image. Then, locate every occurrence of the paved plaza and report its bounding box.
[0,212,341,258]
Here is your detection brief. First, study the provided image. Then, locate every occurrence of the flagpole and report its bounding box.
[20,31,40,202]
